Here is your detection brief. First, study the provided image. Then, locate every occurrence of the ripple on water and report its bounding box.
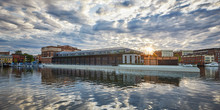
[0,67,220,109]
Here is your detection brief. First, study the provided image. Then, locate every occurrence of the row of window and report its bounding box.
[57,49,140,57]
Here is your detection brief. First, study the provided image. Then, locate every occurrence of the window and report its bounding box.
[125,56,127,63]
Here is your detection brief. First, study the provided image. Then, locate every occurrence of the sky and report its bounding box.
[0,0,220,55]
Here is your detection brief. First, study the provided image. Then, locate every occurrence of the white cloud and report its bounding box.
[0,0,219,54]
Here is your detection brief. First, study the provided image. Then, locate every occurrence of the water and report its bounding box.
[0,67,219,110]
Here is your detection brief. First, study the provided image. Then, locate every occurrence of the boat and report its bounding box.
[205,62,219,67]
[183,64,193,67]
[183,64,197,67]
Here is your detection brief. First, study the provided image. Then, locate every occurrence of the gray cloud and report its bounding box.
[96,7,105,15]
[118,0,134,7]
[46,5,87,25]
[0,0,220,54]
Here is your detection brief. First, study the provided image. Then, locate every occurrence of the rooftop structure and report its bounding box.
[55,47,143,57]
[154,50,173,57]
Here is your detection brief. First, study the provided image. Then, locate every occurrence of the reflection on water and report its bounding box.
[200,67,220,80]
[0,67,220,110]
[41,68,181,87]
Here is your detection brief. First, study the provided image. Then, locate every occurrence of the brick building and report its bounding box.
[12,54,25,63]
[0,52,10,55]
[143,55,178,65]
[41,45,80,64]
[182,55,214,65]
[193,48,220,63]
[154,50,173,57]
[174,50,193,63]
[52,47,143,66]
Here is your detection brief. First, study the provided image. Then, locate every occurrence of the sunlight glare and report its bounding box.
[145,47,154,55]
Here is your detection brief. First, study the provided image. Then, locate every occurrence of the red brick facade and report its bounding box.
[182,55,214,65]
[0,52,10,55]
[12,54,25,63]
[41,45,80,64]
[143,55,178,65]
[193,48,220,63]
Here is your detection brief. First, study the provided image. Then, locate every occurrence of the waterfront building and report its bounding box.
[52,47,143,66]
[174,50,193,63]
[12,54,25,63]
[193,48,220,63]
[174,50,193,56]
[154,50,173,57]
[0,51,10,55]
[182,54,214,65]
[143,55,178,65]
[34,54,42,63]
[0,55,13,65]
[41,45,80,64]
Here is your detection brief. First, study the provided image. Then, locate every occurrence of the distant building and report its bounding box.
[41,45,80,64]
[193,48,220,63]
[174,50,193,56]
[182,55,214,65]
[174,50,193,63]
[143,55,178,65]
[34,54,42,63]
[52,47,143,66]
[0,55,13,65]
[0,51,10,55]
[154,50,173,57]
[12,54,25,63]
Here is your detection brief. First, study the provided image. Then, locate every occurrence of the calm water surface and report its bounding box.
[0,67,220,110]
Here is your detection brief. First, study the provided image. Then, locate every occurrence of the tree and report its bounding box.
[15,50,22,55]
[14,58,17,63]
[23,53,34,63]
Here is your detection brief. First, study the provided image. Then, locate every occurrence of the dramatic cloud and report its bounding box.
[0,0,219,54]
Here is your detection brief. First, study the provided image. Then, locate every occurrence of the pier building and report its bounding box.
[52,47,143,66]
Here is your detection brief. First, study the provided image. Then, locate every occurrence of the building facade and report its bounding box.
[193,48,220,63]
[154,50,173,57]
[0,52,10,55]
[41,45,80,64]
[12,54,25,63]
[0,55,13,65]
[143,55,178,65]
[34,54,42,63]
[182,55,214,65]
[174,50,193,56]
[174,50,193,63]
[52,47,143,66]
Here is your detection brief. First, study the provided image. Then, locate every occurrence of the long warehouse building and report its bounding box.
[52,47,144,66]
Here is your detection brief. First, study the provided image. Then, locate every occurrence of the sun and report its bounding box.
[145,47,154,55]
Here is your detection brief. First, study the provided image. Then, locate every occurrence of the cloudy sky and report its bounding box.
[0,0,220,54]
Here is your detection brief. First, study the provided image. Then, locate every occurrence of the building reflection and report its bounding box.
[199,67,220,80]
[41,68,181,87]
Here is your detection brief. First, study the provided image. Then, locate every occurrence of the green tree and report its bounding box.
[15,50,22,55]
[23,53,34,63]
[14,58,17,63]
